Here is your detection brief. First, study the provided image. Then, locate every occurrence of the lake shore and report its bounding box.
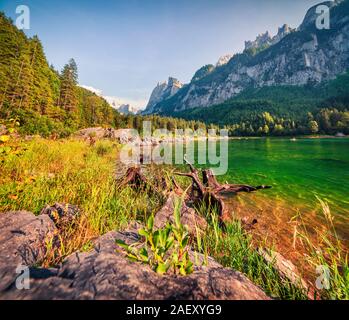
[0,134,348,300]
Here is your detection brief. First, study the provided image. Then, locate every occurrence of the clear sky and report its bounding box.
[0,0,322,109]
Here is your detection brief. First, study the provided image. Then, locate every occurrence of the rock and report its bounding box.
[76,127,108,139]
[1,228,270,300]
[257,248,308,291]
[0,211,57,292]
[143,77,183,114]
[114,129,141,144]
[40,203,80,228]
[216,54,233,67]
[154,193,208,235]
[335,132,346,137]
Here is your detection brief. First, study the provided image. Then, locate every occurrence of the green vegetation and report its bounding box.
[0,12,120,137]
[191,64,215,82]
[193,202,308,299]
[294,198,349,300]
[117,200,194,276]
[0,137,164,266]
[172,73,349,136]
[1,133,348,299]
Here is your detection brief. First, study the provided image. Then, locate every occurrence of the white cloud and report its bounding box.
[79,85,103,96]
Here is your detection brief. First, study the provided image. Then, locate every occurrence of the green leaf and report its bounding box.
[139,248,149,262]
[153,230,160,247]
[185,261,194,275]
[127,254,140,262]
[174,199,182,228]
[181,236,189,248]
[115,239,129,250]
[165,237,174,251]
[156,263,168,275]
[138,229,149,238]
[179,266,186,276]
[147,215,154,231]
[172,253,179,264]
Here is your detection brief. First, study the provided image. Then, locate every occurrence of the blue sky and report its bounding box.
[0,0,322,109]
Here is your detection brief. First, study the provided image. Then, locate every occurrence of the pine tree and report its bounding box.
[59,58,78,112]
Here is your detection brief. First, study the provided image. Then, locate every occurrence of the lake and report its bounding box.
[186,137,349,244]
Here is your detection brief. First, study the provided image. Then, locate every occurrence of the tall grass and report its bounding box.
[194,201,308,300]
[1,137,347,299]
[294,198,349,300]
[0,137,163,266]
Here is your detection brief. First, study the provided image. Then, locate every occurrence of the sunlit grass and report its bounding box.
[0,136,347,299]
[193,201,309,300]
[294,198,349,300]
[0,137,163,266]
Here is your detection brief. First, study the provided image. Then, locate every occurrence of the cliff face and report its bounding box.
[143,77,183,114]
[147,0,349,114]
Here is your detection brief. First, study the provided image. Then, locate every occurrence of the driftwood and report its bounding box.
[174,158,271,227]
[119,167,148,189]
[120,160,271,229]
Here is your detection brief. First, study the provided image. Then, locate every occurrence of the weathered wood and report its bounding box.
[174,160,272,228]
[119,167,148,189]
[119,160,271,230]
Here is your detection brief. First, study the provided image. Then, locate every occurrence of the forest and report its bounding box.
[1,11,348,138]
[0,12,206,137]
[171,73,349,136]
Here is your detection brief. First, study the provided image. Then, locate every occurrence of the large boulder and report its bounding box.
[0,211,56,292]
[0,212,269,300]
[2,228,269,300]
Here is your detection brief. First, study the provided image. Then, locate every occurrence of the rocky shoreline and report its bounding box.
[0,208,269,300]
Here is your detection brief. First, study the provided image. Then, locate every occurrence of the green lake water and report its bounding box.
[190,138,349,222]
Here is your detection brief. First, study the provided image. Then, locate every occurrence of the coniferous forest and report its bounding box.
[0,13,207,137]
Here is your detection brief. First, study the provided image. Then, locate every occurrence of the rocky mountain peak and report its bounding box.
[144,0,349,115]
[245,31,272,51]
[245,24,295,51]
[216,54,233,67]
[299,0,340,31]
[143,77,183,114]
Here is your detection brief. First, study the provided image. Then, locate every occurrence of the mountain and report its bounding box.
[244,24,296,52]
[143,77,183,114]
[103,96,139,115]
[216,54,233,67]
[78,86,140,115]
[145,0,349,115]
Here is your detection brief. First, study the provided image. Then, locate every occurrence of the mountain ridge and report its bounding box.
[144,0,349,115]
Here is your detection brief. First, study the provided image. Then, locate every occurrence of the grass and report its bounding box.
[0,137,163,266]
[293,198,349,300]
[0,136,348,299]
[193,202,309,300]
